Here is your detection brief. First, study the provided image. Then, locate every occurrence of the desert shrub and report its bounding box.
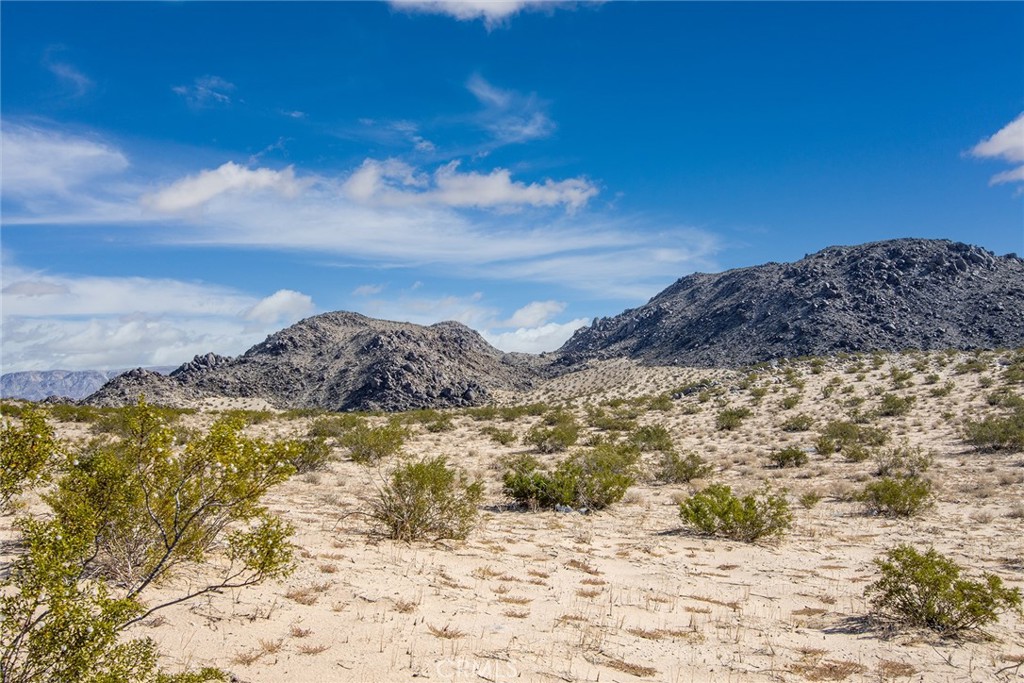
[629,424,674,452]
[212,408,272,425]
[780,395,801,410]
[480,425,516,445]
[874,443,933,478]
[749,387,768,401]
[44,403,106,423]
[464,405,498,421]
[524,417,580,453]
[678,484,792,542]
[371,456,483,542]
[340,421,408,463]
[282,437,332,473]
[503,443,639,511]
[798,491,823,509]
[1003,351,1024,383]
[307,413,364,438]
[877,393,916,417]
[655,451,712,484]
[924,373,941,385]
[859,476,933,517]
[769,446,808,468]
[816,420,889,456]
[645,393,674,411]
[955,358,987,374]
[962,403,1024,452]
[498,403,549,421]
[929,381,955,397]
[890,368,914,389]
[401,409,454,433]
[0,400,27,418]
[586,407,637,432]
[716,407,751,431]
[0,399,292,683]
[866,545,1022,635]
[780,413,814,432]
[90,404,196,435]
[1,408,63,513]
[986,389,1024,409]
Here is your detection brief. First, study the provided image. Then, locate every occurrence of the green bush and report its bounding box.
[1,408,62,513]
[859,476,933,517]
[678,484,792,542]
[798,491,823,509]
[282,437,332,473]
[874,443,933,478]
[503,443,639,511]
[816,420,888,457]
[769,446,809,468]
[780,395,801,410]
[523,419,580,453]
[877,393,915,417]
[371,456,483,542]
[340,421,408,463]
[586,407,637,432]
[962,404,1024,452]
[480,425,516,445]
[866,545,1022,636]
[780,414,814,432]
[716,407,751,431]
[655,451,712,484]
[0,399,292,683]
[307,413,365,439]
[629,424,674,452]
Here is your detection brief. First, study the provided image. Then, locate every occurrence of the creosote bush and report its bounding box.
[780,413,814,432]
[678,484,792,542]
[371,456,482,542]
[340,420,408,463]
[655,451,712,484]
[716,407,751,431]
[1,407,62,512]
[962,398,1024,452]
[815,420,888,458]
[874,443,933,478]
[859,476,933,518]
[523,413,580,453]
[629,424,674,452]
[503,443,639,511]
[0,399,294,683]
[866,545,1022,636]
[877,393,916,417]
[769,446,809,468]
[282,437,332,473]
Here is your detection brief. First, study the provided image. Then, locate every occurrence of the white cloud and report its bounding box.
[1,264,317,372]
[353,284,385,296]
[484,318,588,354]
[243,290,315,324]
[172,75,236,108]
[1,123,128,197]
[142,162,305,213]
[970,113,1024,188]
[467,74,555,144]
[390,0,558,28]
[504,300,565,327]
[343,158,596,212]
[47,62,93,98]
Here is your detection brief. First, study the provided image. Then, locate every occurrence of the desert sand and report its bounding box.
[4,350,1022,682]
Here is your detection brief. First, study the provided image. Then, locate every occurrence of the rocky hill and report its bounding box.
[85,312,543,411]
[558,239,1024,367]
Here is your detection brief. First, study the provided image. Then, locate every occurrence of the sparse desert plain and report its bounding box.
[3,349,1023,682]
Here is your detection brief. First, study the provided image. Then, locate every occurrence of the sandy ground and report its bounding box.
[4,350,1023,682]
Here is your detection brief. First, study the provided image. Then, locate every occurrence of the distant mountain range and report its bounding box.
[0,368,176,401]
[8,239,1022,410]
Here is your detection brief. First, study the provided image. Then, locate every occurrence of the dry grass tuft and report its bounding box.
[427,623,467,639]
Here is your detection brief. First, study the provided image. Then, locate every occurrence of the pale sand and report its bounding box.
[5,350,1023,682]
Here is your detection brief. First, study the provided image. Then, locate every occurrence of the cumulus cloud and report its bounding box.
[503,300,565,327]
[970,113,1024,188]
[142,162,305,213]
[343,158,597,212]
[484,318,588,353]
[243,290,315,324]
[1,264,317,372]
[172,75,236,108]
[390,0,559,28]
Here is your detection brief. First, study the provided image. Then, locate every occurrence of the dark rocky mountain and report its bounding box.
[1,368,174,401]
[85,312,544,411]
[558,239,1024,367]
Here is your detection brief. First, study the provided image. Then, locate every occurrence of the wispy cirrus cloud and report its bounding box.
[467,74,554,145]
[970,112,1024,189]
[172,75,236,108]
[43,48,94,98]
[390,0,566,29]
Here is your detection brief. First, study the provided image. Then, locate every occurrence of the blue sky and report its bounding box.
[2,1,1022,373]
